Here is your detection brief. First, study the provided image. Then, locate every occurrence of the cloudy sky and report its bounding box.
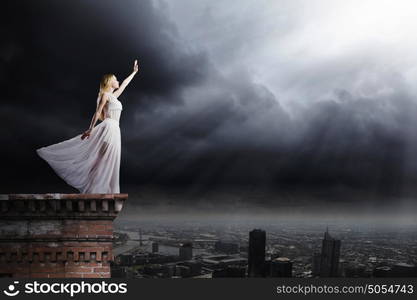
[2,0,417,208]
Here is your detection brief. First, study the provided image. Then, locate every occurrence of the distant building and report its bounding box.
[270,257,293,277]
[373,264,417,278]
[175,265,191,277]
[139,229,144,246]
[263,260,271,276]
[111,266,127,278]
[345,263,367,277]
[312,252,321,276]
[391,263,417,277]
[319,227,341,277]
[116,254,134,266]
[201,254,246,271]
[177,260,203,277]
[212,265,246,277]
[248,229,266,277]
[338,259,349,277]
[373,266,392,277]
[152,242,159,253]
[133,253,179,265]
[179,242,193,260]
[164,263,177,278]
[214,241,239,254]
[373,263,417,277]
[143,264,168,278]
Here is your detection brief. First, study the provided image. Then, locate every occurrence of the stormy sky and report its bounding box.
[2,0,417,208]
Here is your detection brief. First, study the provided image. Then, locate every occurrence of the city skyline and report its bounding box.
[112,219,417,278]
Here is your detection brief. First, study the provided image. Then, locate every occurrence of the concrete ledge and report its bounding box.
[0,193,128,220]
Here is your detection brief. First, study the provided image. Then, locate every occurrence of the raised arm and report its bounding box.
[81,93,110,140]
[113,59,139,98]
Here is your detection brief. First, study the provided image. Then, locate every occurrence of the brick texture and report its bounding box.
[0,194,127,278]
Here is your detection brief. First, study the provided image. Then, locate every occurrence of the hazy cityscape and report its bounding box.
[111,216,417,278]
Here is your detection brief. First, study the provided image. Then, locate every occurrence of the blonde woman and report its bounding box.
[36,60,139,194]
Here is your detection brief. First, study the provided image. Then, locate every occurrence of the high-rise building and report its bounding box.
[179,242,193,261]
[319,227,341,277]
[248,229,266,277]
[312,252,321,276]
[270,257,293,277]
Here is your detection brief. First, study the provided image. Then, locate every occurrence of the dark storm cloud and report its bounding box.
[125,76,417,199]
[2,0,417,204]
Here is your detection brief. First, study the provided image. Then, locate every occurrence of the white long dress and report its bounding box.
[36,92,122,193]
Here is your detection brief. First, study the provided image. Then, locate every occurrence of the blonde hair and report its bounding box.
[97,73,115,121]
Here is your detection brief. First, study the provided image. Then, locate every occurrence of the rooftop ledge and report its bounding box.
[0,193,128,220]
[0,193,128,200]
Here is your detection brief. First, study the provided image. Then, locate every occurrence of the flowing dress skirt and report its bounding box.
[36,118,121,193]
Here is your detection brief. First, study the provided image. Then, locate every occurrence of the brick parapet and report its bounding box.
[0,194,127,278]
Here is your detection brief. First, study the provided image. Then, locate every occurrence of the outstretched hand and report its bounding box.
[133,59,139,73]
[81,129,91,140]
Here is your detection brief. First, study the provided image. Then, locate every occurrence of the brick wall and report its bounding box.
[0,194,127,278]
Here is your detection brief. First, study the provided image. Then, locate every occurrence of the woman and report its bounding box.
[36,59,139,194]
